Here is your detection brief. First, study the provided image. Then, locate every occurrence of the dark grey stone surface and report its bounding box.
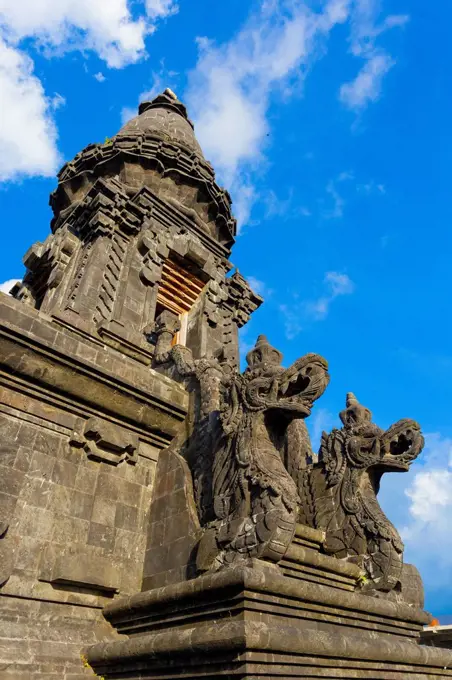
[0,89,445,679]
[299,392,425,600]
[422,624,452,649]
[87,562,452,679]
[0,90,263,677]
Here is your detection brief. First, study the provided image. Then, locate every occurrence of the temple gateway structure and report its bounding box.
[0,90,450,679]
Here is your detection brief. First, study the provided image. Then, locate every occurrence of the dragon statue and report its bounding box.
[153,313,424,598]
[298,392,424,595]
[153,324,329,570]
[199,335,330,569]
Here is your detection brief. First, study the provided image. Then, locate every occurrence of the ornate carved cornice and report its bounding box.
[50,133,236,248]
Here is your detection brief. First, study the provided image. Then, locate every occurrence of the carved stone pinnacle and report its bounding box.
[246,335,283,372]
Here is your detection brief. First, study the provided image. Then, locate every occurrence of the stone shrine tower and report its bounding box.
[0,90,261,677]
[13,89,260,365]
[1,91,452,679]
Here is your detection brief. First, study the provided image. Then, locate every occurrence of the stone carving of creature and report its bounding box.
[299,393,424,595]
[153,322,329,571]
[196,335,329,570]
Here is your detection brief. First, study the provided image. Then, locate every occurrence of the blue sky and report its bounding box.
[1,0,451,619]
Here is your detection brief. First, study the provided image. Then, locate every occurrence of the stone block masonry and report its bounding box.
[0,89,261,677]
[0,292,188,676]
[3,88,450,679]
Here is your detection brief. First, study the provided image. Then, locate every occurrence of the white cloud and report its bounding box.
[145,0,178,20]
[186,0,351,230]
[406,469,452,524]
[238,326,256,368]
[323,0,351,26]
[325,179,345,218]
[246,276,272,298]
[140,75,167,103]
[308,408,336,453]
[94,72,106,82]
[0,0,148,68]
[340,53,393,110]
[120,63,180,132]
[50,92,66,110]
[0,0,178,181]
[323,171,385,218]
[381,14,409,31]
[325,270,354,295]
[348,2,408,57]
[357,179,386,194]
[323,171,353,218]
[264,189,293,219]
[262,187,311,221]
[0,278,20,294]
[340,0,409,112]
[233,182,257,231]
[120,106,137,126]
[337,170,354,181]
[280,270,355,339]
[308,271,354,320]
[0,38,61,181]
[279,303,303,341]
[404,433,452,524]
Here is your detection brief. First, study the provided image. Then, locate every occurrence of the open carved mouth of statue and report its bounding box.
[245,353,330,417]
[378,419,425,471]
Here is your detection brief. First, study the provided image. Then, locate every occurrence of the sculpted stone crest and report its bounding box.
[155,321,425,598]
[299,393,424,594]
[201,335,330,568]
[154,330,329,569]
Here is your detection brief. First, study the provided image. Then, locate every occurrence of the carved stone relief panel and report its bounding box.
[70,417,139,466]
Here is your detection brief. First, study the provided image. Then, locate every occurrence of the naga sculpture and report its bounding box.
[299,393,424,594]
[153,325,329,570]
[153,312,424,596]
[202,335,330,568]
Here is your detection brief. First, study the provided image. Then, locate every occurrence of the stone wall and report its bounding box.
[0,91,263,678]
[142,449,200,591]
[0,293,188,678]
[1,398,155,601]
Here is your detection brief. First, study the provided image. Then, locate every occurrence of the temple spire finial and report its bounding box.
[164,87,178,100]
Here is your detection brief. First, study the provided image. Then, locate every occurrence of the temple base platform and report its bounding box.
[86,559,452,679]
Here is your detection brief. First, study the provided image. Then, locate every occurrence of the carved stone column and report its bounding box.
[152,310,181,363]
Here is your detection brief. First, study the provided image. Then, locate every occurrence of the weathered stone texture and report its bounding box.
[0,595,117,679]
[0,254,190,675]
[2,89,447,680]
[0,375,162,675]
[88,322,451,679]
[299,392,425,600]
[142,448,200,590]
[422,624,452,649]
[0,89,262,677]
[0,391,158,593]
[87,562,452,679]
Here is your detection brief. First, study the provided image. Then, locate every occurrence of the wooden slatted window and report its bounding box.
[156,258,205,345]
[157,259,205,313]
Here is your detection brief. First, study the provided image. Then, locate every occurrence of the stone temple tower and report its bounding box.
[13,89,261,365]
[0,90,261,676]
[2,91,452,680]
